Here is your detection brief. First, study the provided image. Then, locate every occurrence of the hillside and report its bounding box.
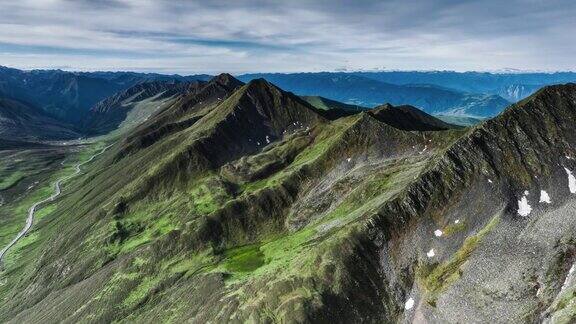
[83,81,203,135]
[0,97,80,140]
[0,78,576,323]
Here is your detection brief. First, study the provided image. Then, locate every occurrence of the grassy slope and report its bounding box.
[0,78,476,322]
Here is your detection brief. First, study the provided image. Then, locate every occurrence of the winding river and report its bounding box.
[0,144,113,265]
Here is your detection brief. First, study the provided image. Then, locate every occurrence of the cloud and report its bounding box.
[0,0,575,73]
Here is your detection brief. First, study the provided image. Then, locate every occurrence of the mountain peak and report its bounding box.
[369,103,454,131]
[210,73,244,90]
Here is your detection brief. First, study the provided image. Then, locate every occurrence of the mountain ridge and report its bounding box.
[1,75,576,323]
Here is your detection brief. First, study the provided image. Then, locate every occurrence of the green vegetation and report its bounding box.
[123,276,163,308]
[222,244,266,273]
[0,171,25,190]
[189,176,231,215]
[5,72,551,323]
[418,215,500,304]
[442,220,467,236]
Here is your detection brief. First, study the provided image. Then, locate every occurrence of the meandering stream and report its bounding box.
[0,144,113,265]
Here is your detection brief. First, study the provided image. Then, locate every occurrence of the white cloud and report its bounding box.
[0,0,575,73]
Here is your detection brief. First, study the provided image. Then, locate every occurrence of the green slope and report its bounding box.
[1,79,576,323]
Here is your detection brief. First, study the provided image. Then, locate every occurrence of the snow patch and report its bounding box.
[434,229,443,237]
[427,249,435,258]
[455,219,460,224]
[488,179,493,184]
[561,263,576,291]
[565,168,576,194]
[404,297,415,310]
[539,190,551,204]
[346,158,351,163]
[265,135,270,144]
[517,195,532,217]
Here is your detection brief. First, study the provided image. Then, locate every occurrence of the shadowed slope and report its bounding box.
[0,97,80,140]
[369,103,456,131]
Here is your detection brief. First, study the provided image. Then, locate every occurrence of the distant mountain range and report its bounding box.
[0,66,209,124]
[347,71,576,101]
[238,73,511,118]
[2,66,576,140]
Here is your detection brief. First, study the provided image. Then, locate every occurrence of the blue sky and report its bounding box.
[0,0,575,74]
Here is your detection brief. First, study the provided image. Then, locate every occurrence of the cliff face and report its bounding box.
[1,80,576,323]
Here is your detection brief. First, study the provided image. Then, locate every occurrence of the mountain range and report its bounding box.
[0,66,209,124]
[2,66,575,135]
[1,70,576,322]
[238,73,511,118]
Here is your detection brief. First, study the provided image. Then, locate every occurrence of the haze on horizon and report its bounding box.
[0,0,575,74]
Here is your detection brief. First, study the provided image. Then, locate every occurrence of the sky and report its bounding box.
[0,0,575,74]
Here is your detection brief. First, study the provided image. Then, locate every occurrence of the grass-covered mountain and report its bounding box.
[0,97,80,140]
[1,74,576,323]
[239,72,510,118]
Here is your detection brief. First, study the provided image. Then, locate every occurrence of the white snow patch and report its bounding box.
[524,190,530,196]
[539,190,551,204]
[426,249,435,258]
[455,219,460,224]
[488,179,493,184]
[404,297,415,310]
[265,135,270,144]
[566,168,576,194]
[256,142,261,146]
[346,158,351,163]
[561,263,576,291]
[517,195,532,217]
[434,229,443,237]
